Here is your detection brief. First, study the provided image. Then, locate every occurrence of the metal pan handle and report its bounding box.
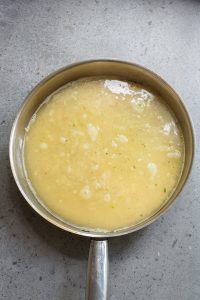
[86,239,108,300]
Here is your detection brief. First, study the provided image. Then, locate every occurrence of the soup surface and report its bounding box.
[24,77,184,231]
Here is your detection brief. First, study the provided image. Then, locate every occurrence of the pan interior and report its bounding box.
[23,76,184,232]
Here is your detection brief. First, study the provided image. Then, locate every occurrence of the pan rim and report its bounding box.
[9,58,195,238]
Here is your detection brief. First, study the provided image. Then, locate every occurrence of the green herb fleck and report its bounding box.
[164,188,167,193]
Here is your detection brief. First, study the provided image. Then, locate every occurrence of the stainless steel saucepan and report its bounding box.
[9,59,194,300]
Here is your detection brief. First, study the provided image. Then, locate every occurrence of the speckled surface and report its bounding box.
[0,0,199,299]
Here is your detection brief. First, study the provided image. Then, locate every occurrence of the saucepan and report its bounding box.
[9,59,194,300]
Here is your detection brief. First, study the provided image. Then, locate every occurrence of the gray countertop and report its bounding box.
[0,0,199,299]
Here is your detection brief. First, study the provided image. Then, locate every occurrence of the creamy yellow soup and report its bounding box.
[24,78,184,231]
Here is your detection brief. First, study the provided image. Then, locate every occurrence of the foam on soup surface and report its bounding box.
[24,78,184,231]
